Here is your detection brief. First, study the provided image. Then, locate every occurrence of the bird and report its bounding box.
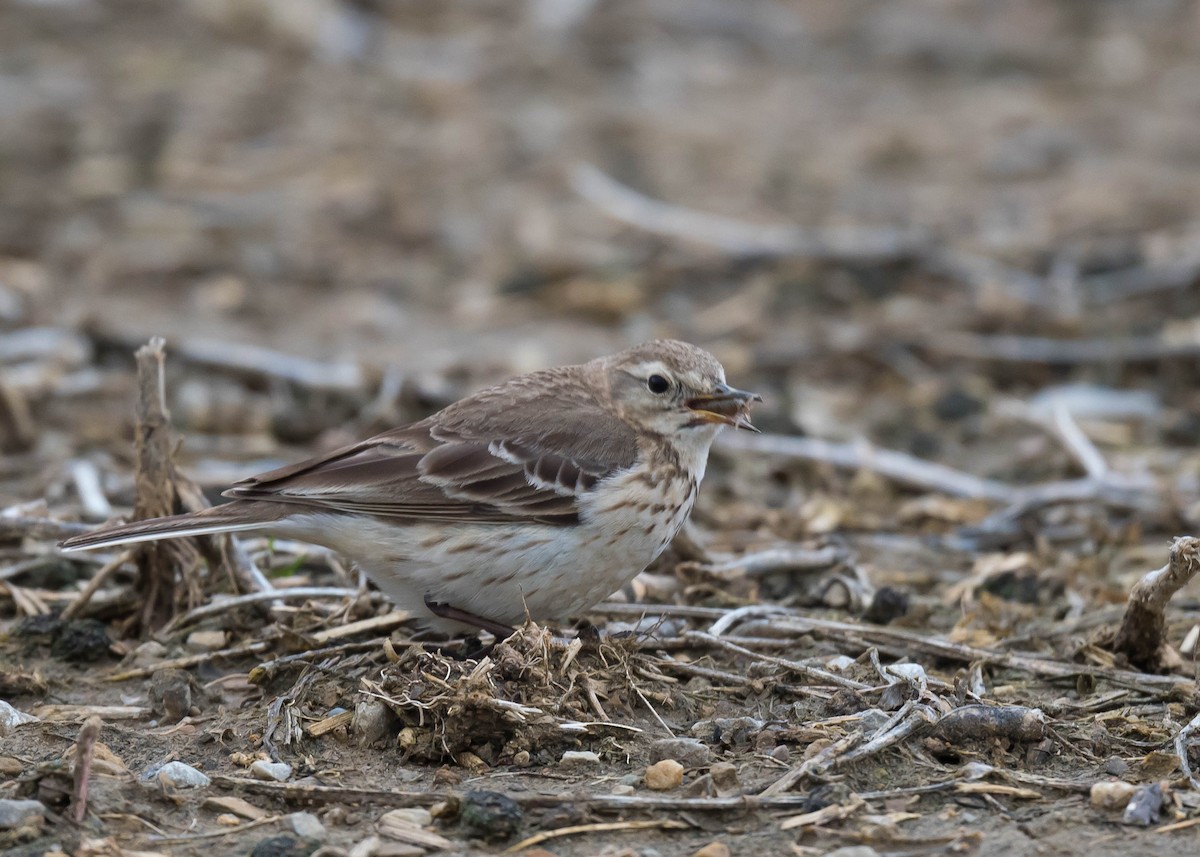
[60,340,760,635]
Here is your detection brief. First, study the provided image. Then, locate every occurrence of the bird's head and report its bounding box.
[601,340,761,442]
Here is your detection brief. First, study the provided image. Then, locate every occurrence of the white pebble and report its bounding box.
[560,750,601,765]
[290,811,326,839]
[250,760,293,782]
[152,761,211,789]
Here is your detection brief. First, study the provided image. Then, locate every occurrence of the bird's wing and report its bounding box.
[224,378,639,526]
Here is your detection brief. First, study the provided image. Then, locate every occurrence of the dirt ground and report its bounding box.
[4,1,1200,855]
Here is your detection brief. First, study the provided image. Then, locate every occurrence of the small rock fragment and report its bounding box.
[185,629,228,652]
[709,762,740,796]
[0,799,47,830]
[382,808,432,828]
[0,701,38,737]
[644,759,684,791]
[0,756,22,776]
[131,640,169,666]
[1090,781,1138,811]
[611,784,635,796]
[149,668,202,722]
[290,812,326,839]
[150,760,211,789]
[249,834,320,857]
[1122,783,1164,826]
[456,751,488,774]
[690,717,764,748]
[250,760,293,782]
[824,847,880,857]
[559,750,600,765]
[1105,757,1130,777]
[354,698,397,745]
[460,790,522,843]
[692,843,730,857]
[650,737,711,768]
[204,796,270,820]
[377,808,452,849]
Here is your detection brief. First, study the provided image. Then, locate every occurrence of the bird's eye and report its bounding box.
[647,374,671,395]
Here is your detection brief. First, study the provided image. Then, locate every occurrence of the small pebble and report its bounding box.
[185,629,228,652]
[649,737,711,768]
[460,790,522,843]
[249,834,320,857]
[354,699,397,745]
[131,640,169,666]
[0,798,46,830]
[560,750,600,765]
[290,812,325,839]
[381,807,432,828]
[692,843,730,857]
[1123,783,1164,826]
[0,756,23,776]
[644,759,684,791]
[611,784,635,796]
[0,700,38,737]
[825,848,880,857]
[709,762,740,795]
[1090,781,1138,811]
[1105,757,1130,777]
[151,761,211,789]
[204,795,269,820]
[250,760,293,782]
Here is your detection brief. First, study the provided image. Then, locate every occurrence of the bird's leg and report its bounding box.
[423,595,516,639]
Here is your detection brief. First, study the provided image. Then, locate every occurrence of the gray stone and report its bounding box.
[0,799,46,830]
[149,761,211,788]
[0,700,38,737]
[289,811,326,839]
[250,760,293,782]
[649,737,711,768]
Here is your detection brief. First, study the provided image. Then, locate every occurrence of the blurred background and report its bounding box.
[3,0,1200,533]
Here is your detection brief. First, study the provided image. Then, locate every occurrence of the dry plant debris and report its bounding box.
[5,3,1200,855]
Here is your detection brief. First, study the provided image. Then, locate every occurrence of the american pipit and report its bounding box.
[61,340,759,634]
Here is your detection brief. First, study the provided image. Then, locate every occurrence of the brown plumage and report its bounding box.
[61,340,759,633]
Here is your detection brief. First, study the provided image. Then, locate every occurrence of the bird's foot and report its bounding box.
[423,595,516,639]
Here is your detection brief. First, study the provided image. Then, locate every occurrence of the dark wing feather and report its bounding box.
[224,368,638,526]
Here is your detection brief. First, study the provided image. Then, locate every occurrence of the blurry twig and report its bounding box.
[693,546,847,578]
[928,331,1200,364]
[719,431,1167,518]
[70,716,103,823]
[161,586,357,634]
[1111,537,1200,671]
[718,432,1014,500]
[1174,711,1200,791]
[94,328,364,393]
[0,515,91,542]
[570,163,924,262]
[61,550,134,621]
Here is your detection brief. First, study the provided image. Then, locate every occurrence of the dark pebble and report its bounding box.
[862,586,910,624]
[460,790,522,843]
[50,619,112,661]
[933,388,984,422]
[249,835,321,857]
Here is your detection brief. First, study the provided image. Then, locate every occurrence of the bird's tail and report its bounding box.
[59,502,278,552]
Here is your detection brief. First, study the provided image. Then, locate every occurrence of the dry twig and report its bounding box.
[1111,536,1200,671]
[69,716,103,823]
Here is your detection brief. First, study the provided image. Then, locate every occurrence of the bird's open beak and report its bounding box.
[686,384,762,432]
